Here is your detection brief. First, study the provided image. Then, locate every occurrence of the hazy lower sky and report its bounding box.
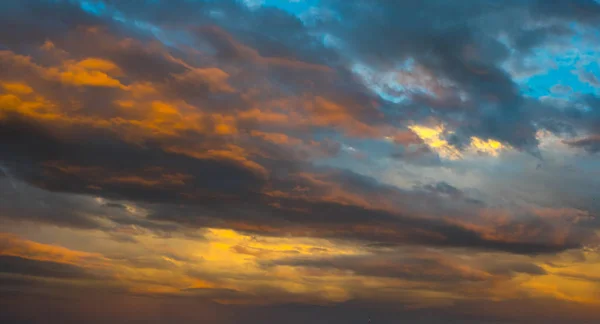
[1,1,600,323]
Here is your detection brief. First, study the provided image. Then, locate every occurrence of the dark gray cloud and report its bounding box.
[422,181,464,198]
[180,287,258,301]
[313,0,600,154]
[1,0,594,156]
[264,253,489,282]
[0,116,266,201]
[0,113,592,254]
[484,261,548,276]
[149,201,592,255]
[0,0,103,49]
[2,287,600,324]
[532,0,600,23]
[552,94,600,153]
[390,145,443,167]
[557,272,600,283]
[564,136,600,153]
[577,70,600,86]
[0,255,91,279]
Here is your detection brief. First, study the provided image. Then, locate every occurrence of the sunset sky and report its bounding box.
[1,1,600,323]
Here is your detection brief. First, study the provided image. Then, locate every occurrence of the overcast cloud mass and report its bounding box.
[1,1,600,323]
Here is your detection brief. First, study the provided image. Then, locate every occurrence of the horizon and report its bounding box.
[1,1,600,323]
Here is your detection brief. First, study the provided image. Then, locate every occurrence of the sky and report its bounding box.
[1,0,600,323]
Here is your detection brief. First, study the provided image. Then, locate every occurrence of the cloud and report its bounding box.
[0,233,109,269]
[0,255,92,279]
[576,70,600,87]
[563,135,600,153]
[1,59,591,255]
[484,261,548,276]
[1,1,600,322]
[265,252,491,282]
[557,272,600,283]
[312,0,600,156]
[0,123,594,255]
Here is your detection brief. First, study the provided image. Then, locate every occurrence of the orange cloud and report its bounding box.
[45,58,126,88]
[250,130,301,145]
[238,108,290,124]
[0,233,104,265]
[166,145,268,178]
[172,67,235,93]
[76,58,123,74]
[305,96,381,138]
[2,82,33,95]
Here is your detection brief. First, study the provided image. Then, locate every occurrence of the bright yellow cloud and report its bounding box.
[409,124,508,159]
[409,124,462,160]
[470,136,506,156]
[521,273,600,304]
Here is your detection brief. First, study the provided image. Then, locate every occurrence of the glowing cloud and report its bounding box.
[409,124,462,160]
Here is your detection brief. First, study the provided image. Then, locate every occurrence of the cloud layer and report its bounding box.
[1,0,600,323]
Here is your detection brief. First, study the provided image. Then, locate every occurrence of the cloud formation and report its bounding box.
[1,0,600,323]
